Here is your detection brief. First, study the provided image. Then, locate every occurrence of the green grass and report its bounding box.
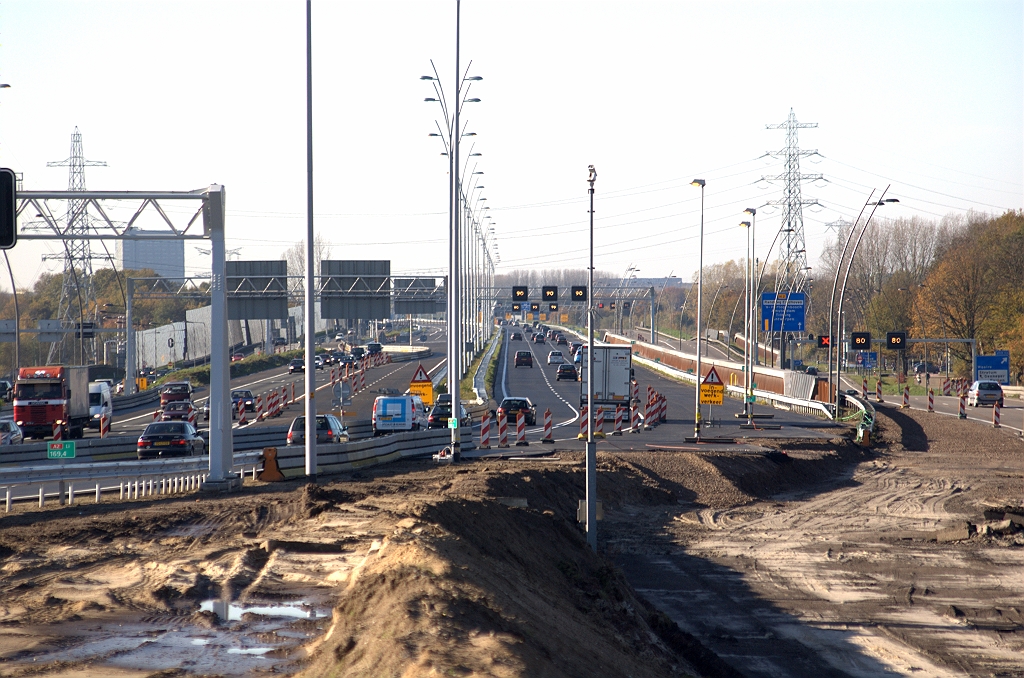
[155,349,305,388]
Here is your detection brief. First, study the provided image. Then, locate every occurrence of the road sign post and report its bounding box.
[408,363,434,406]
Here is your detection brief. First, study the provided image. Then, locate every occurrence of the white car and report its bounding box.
[547,350,565,365]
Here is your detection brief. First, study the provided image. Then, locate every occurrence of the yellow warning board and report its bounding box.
[409,381,434,406]
[560,314,569,322]
[700,384,724,405]
[527,313,534,321]
[540,313,548,321]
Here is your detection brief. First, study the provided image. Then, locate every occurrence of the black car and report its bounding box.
[498,397,536,426]
[510,332,523,341]
[231,389,256,412]
[427,403,472,429]
[556,363,578,381]
[272,337,287,346]
[137,422,206,459]
[288,359,305,374]
[515,350,533,368]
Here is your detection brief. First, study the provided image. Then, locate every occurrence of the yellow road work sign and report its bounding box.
[699,384,724,405]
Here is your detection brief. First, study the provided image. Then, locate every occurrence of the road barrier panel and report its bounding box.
[875,381,883,403]
[613,406,623,436]
[577,405,588,440]
[594,407,606,439]
[993,401,1001,428]
[901,386,910,409]
[958,393,967,419]
[515,411,528,446]
[631,404,641,433]
[479,411,491,449]
[497,411,509,448]
[862,378,868,399]
[542,408,553,444]
[928,389,934,413]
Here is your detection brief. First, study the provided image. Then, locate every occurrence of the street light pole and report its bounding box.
[691,179,705,440]
[743,207,757,422]
[586,164,598,552]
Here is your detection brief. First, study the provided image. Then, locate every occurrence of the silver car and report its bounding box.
[0,420,23,445]
[286,414,349,445]
[967,380,1004,407]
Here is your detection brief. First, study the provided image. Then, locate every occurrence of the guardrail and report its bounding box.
[274,427,462,477]
[112,388,161,412]
[0,451,263,511]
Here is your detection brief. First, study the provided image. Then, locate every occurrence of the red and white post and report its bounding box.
[515,411,528,446]
[901,385,910,409]
[862,377,868,399]
[631,404,641,432]
[613,406,624,436]
[993,401,1001,428]
[497,411,509,448]
[958,392,967,419]
[577,405,588,440]
[99,414,110,438]
[927,389,934,412]
[542,408,553,444]
[479,411,491,449]
[875,380,883,403]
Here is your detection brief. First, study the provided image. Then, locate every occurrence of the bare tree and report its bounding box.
[282,233,333,292]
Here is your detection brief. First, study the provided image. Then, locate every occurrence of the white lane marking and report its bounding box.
[500,328,511,401]
[522,339,579,429]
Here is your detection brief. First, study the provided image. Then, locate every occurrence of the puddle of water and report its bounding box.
[228,647,273,655]
[200,599,329,622]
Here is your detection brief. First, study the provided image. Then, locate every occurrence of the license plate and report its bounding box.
[381,415,392,421]
[155,441,170,446]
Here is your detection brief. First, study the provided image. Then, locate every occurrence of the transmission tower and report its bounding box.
[763,109,821,291]
[45,127,106,364]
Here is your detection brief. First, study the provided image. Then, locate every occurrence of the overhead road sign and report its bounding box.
[543,286,558,301]
[761,292,806,332]
[320,259,391,320]
[886,331,907,350]
[976,354,1009,385]
[851,331,871,349]
[548,303,558,312]
[226,260,289,319]
[512,286,528,301]
[530,303,540,312]
[816,335,831,349]
[571,286,587,302]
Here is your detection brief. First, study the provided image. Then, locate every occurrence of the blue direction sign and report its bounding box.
[761,292,806,332]
[976,354,1010,385]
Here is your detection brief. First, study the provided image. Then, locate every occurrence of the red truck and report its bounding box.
[13,366,91,439]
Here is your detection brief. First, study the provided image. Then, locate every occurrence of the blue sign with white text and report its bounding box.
[761,292,806,332]
[976,354,1010,385]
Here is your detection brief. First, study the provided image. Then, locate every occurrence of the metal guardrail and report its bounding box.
[0,451,264,512]
[112,387,161,412]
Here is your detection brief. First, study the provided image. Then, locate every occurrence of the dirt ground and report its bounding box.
[0,405,1020,677]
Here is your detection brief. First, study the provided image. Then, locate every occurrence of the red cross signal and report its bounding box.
[817,335,831,349]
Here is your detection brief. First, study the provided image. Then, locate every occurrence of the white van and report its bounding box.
[88,381,113,429]
[371,395,428,435]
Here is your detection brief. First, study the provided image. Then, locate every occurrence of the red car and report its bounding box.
[161,400,196,422]
[231,353,245,362]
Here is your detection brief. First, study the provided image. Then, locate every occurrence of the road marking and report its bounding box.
[522,339,579,430]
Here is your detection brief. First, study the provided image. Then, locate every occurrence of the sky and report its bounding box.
[0,0,1020,293]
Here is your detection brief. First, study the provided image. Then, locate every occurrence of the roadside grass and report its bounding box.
[155,349,307,388]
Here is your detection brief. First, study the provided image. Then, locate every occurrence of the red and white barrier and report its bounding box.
[238,403,247,426]
[631,380,639,404]
[350,375,358,395]
[644,397,654,430]
[479,411,491,449]
[613,406,624,436]
[291,381,296,405]
[153,409,162,421]
[99,414,110,438]
[280,385,288,409]
[660,395,668,423]
[631,404,641,432]
[542,408,553,444]
[255,394,264,420]
[594,407,605,439]
[862,377,868,399]
[875,380,883,403]
[942,378,951,396]
[958,393,967,419]
[359,369,366,392]
[928,389,934,412]
[187,406,197,426]
[578,405,588,439]
[993,401,1001,428]
[902,386,910,409]
[497,411,509,448]
[515,411,528,446]
[53,422,62,440]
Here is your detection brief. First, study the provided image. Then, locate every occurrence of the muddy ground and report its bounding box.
[0,405,1020,677]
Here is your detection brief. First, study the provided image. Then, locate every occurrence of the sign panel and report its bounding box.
[851,331,871,349]
[512,286,528,301]
[760,292,806,332]
[571,286,587,302]
[856,351,878,369]
[699,384,723,405]
[560,314,569,323]
[976,354,1010,385]
[320,260,391,320]
[47,441,75,459]
[539,313,548,321]
[227,260,289,319]
[542,286,558,301]
[701,366,723,385]
[885,331,907,350]
[409,363,434,406]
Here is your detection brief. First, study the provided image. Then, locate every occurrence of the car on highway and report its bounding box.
[286,413,349,445]
[161,400,196,422]
[288,359,305,374]
[0,420,23,445]
[497,397,536,426]
[570,342,582,355]
[231,389,256,412]
[202,400,237,421]
[371,395,428,435]
[231,353,245,362]
[137,421,206,459]
[366,342,383,355]
[272,337,287,346]
[419,333,429,342]
[427,402,472,429]
[351,346,366,359]
[547,351,565,365]
[510,332,523,341]
[556,364,578,381]
[159,381,193,407]
[335,333,345,341]
[337,353,356,366]
[967,380,1004,407]
[533,334,546,344]
[313,355,325,370]
[514,351,533,368]
[555,335,568,346]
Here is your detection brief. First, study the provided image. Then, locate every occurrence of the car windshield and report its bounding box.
[145,423,186,435]
[89,393,102,406]
[291,416,332,431]
[231,391,251,398]
[502,399,529,410]
[163,384,189,394]
[978,383,1001,391]
[166,402,189,410]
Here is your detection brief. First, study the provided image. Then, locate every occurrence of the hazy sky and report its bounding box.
[0,0,1020,292]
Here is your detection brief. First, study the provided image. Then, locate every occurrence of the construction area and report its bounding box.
[0,405,1020,677]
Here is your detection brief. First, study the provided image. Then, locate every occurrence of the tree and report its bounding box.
[282,233,333,291]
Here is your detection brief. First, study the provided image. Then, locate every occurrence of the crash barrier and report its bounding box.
[0,452,262,512]
[840,393,876,445]
[111,387,161,413]
[381,346,432,363]
[272,428,458,478]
